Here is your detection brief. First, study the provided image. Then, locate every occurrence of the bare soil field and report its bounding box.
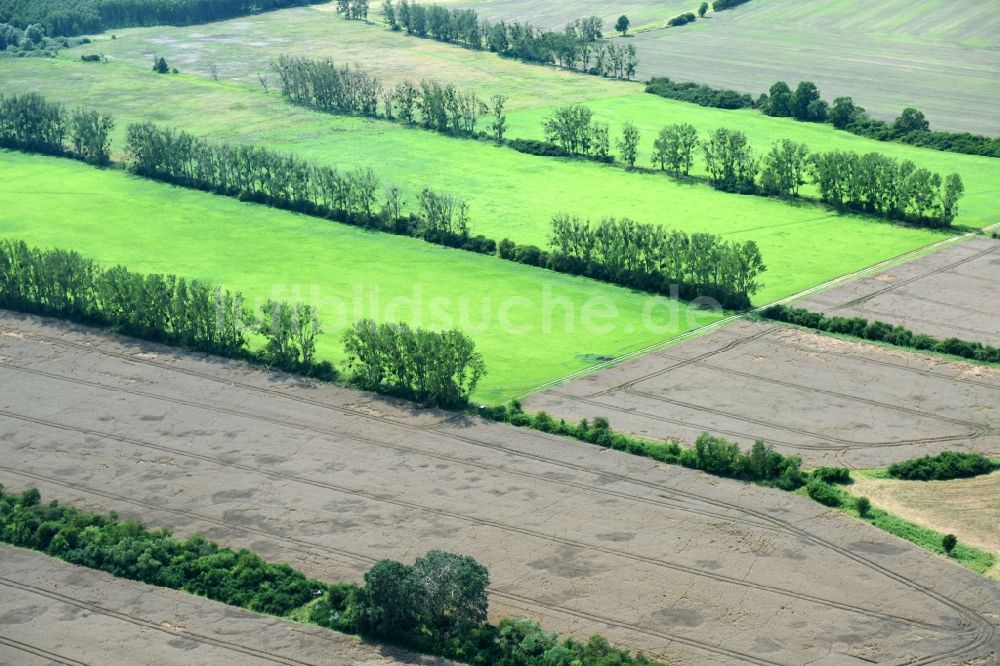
[797,236,1000,347]
[1,312,999,665]
[0,544,439,666]
[845,472,1000,582]
[523,320,1000,470]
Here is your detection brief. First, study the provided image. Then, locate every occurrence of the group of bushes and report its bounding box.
[0,0,325,37]
[382,2,638,80]
[0,21,90,56]
[481,403,808,490]
[0,240,332,377]
[342,319,486,408]
[548,214,764,308]
[887,452,997,481]
[762,304,1000,364]
[0,486,663,666]
[0,92,113,164]
[645,77,753,109]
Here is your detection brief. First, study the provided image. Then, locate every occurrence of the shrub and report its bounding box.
[887,452,996,481]
[646,77,753,109]
[855,496,872,518]
[942,534,958,554]
[812,467,852,484]
[806,480,843,507]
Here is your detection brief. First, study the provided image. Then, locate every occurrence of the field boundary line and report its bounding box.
[515,223,1000,399]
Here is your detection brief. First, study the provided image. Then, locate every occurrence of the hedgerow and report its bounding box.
[762,304,1000,363]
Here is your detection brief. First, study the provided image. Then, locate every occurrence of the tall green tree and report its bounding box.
[617,122,640,168]
[615,14,630,35]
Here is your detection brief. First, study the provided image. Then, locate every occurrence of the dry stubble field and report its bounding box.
[523,319,1000,470]
[798,236,1000,347]
[1,312,999,665]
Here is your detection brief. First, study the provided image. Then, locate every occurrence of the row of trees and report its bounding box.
[342,319,486,407]
[0,240,330,376]
[0,487,661,665]
[648,76,999,158]
[272,55,494,137]
[549,215,765,307]
[763,81,1000,158]
[0,0,325,37]
[0,92,113,164]
[691,127,964,227]
[762,305,1000,363]
[381,2,638,80]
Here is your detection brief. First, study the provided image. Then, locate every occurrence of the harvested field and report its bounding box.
[523,319,1000,469]
[0,544,442,666]
[845,471,1000,581]
[797,236,1000,347]
[1,312,999,665]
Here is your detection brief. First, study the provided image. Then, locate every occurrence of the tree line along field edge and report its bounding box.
[0,149,727,403]
[0,58,956,306]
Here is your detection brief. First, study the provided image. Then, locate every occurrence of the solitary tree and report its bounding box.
[490,93,507,141]
[153,56,169,74]
[615,15,630,36]
[942,533,958,554]
[698,2,709,17]
[617,122,640,168]
[893,107,930,135]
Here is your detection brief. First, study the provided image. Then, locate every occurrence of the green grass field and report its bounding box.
[504,94,1000,228]
[0,150,724,402]
[0,58,957,305]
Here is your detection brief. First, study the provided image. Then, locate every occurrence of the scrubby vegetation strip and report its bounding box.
[0,486,664,665]
[762,304,1000,363]
[647,78,1000,159]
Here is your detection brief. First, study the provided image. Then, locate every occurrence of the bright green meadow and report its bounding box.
[0,150,724,402]
[0,59,956,304]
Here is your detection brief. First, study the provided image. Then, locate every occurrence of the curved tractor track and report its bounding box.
[0,316,997,664]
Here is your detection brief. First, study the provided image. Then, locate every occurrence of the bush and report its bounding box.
[887,452,996,481]
[646,77,753,109]
[506,137,572,157]
[668,12,696,26]
[855,496,872,517]
[812,467,852,484]
[806,480,843,507]
[942,533,958,554]
[712,0,752,10]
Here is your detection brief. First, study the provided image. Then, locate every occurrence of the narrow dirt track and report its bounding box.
[1,312,998,665]
[0,545,442,666]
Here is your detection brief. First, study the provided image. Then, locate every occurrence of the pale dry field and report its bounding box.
[523,319,1000,469]
[1,312,998,665]
[846,472,1000,581]
[0,544,445,666]
[798,236,1000,347]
